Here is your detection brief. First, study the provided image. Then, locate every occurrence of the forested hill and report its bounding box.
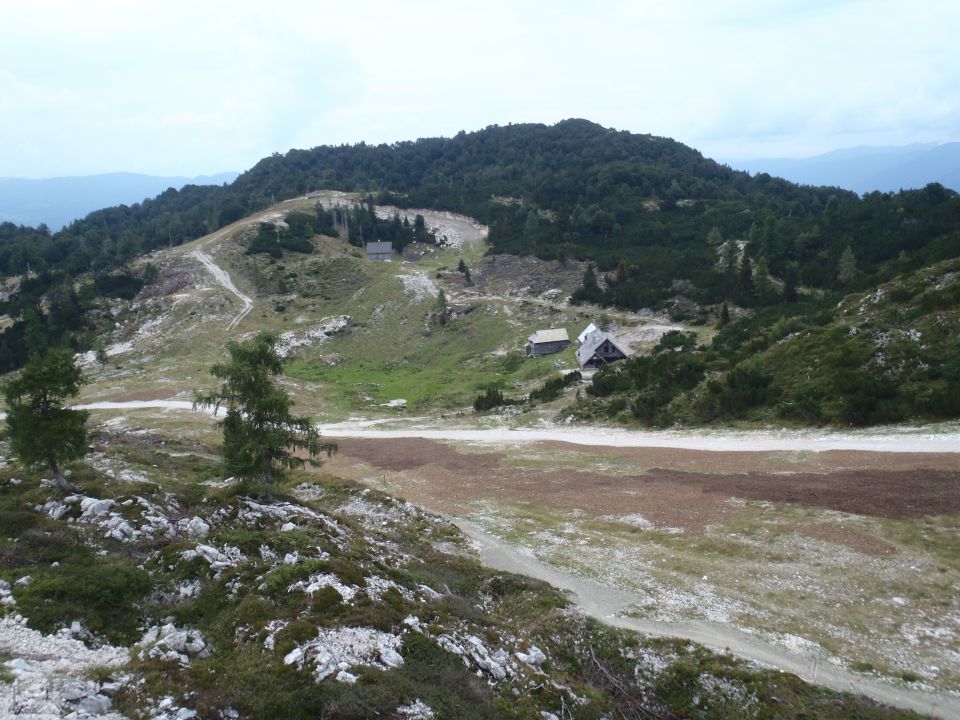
[237,120,957,310]
[3,119,959,310]
[0,118,857,282]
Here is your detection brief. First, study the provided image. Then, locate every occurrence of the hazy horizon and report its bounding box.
[2,136,959,183]
[2,0,958,178]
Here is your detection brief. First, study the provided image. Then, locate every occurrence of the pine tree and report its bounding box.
[753,256,774,304]
[194,333,335,490]
[735,250,755,306]
[783,263,799,303]
[4,348,89,491]
[837,245,858,285]
[571,264,604,305]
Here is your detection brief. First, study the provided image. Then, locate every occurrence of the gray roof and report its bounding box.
[576,331,628,366]
[365,241,393,254]
[577,322,598,344]
[527,328,570,345]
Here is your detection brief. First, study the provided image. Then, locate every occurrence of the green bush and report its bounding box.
[473,386,508,412]
[529,371,581,402]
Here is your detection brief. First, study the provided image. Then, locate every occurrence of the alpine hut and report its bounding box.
[525,328,571,357]
[366,241,393,261]
[576,330,628,368]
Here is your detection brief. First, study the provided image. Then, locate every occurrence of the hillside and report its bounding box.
[0,171,238,231]
[0,430,931,719]
[2,120,959,316]
[60,193,678,419]
[579,256,960,427]
[0,194,958,717]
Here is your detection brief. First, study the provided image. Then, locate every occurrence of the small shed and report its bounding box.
[577,322,598,344]
[576,331,628,368]
[366,241,393,261]
[525,328,571,357]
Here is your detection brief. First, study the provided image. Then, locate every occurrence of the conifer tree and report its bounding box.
[195,332,335,490]
[719,301,731,326]
[837,245,858,285]
[4,348,88,491]
[735,249,755,306]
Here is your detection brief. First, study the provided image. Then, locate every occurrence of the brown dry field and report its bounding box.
[326,438,960,535]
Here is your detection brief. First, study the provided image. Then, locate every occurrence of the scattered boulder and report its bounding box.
[138,624,210,665]
[80,497,115,517]
[516,645,547,666]
[284,626,405,682]
[178,516,211,537]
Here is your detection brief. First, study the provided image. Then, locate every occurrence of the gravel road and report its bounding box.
[455,519,960,720]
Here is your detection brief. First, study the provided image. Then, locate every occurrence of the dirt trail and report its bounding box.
[69,401,960,453]
[188,249,253,330]
[315,423,960,454]
[455,520,960,720]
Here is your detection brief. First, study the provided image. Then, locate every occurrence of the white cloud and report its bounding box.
[0,0,958,175]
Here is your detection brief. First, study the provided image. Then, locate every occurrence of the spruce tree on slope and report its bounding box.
[4,348,88,492]
[194,332,336,492]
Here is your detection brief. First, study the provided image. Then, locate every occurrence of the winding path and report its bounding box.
[455,519,960,720]
[189,249,253,330]
[70,403,960,453]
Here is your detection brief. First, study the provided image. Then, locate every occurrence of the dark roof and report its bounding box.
[366,241,393,253]
[576,331,628,366]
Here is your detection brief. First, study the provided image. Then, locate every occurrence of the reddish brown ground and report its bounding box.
[325,438,960,533]
[786,523,897,557]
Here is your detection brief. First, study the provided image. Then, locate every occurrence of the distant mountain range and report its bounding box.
[726,143,960,195]
[0,171,239,230]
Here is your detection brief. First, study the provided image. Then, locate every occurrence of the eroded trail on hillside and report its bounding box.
[455,520,960,720]
[189,249,253,330]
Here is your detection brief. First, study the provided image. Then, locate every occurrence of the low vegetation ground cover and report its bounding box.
[325,436,960,696]
[0,420,929,719]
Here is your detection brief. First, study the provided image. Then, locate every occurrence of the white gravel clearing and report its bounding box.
[396,271,439,302]
[374,206,488,249]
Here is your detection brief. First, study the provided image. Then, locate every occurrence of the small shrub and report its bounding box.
[529,371,581,403]
[474,386,509,412]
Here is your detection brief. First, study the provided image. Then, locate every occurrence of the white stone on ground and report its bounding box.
[283,626,405,682]
[0,615,127,718]
[397,698,436,719]
[137,624,210,665]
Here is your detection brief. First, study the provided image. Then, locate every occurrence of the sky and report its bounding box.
[1,0,958,178]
